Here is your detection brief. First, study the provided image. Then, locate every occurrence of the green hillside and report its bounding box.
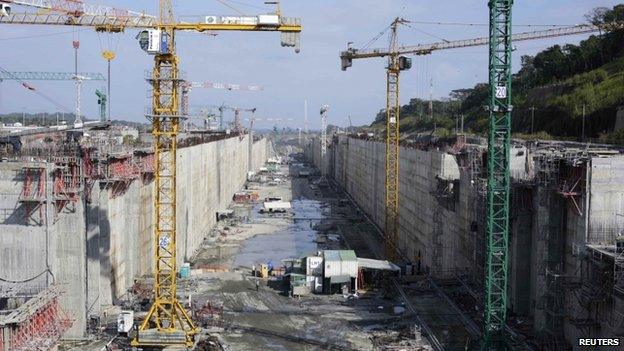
[371,4,624,144]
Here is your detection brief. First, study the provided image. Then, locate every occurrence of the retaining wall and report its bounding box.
[0,135,267,337]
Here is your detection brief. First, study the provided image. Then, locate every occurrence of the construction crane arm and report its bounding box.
[0,12,301,35]
[340,23,622,69]
[0,71,105,81]
[0,0,153,17]
[0,12,157,31]
[187,81,263,91]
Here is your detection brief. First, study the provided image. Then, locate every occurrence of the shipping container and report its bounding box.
[323,250,357,278]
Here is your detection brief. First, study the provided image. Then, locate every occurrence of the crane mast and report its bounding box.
[1,0,301,347]
[135,0,199,346]
[385,18,402,262]
[483,0,512,348]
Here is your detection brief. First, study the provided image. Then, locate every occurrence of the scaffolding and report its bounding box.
[137,152,155,183]
[104,153,138,198]
[556,163,585,217]
[51,156,81,218]
[543,268,566,346]
[0,285,72,351]
[18,165,47,225]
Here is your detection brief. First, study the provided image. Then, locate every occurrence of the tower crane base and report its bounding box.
[131,329,193,347]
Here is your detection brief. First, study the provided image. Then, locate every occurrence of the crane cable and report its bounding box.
[215,0,246,16]
[406,20,580,28]
[0,65,73,113]
[360,23,393,51]
[403,22,450,43]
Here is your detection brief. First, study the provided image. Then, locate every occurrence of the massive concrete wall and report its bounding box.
[0,134,267,337]
[307,135,624,349]
[308,136,467,274]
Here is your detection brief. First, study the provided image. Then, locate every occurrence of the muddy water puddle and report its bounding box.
[232,199,324,268]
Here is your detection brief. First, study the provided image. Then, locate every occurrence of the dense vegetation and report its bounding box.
[371,5,624,143]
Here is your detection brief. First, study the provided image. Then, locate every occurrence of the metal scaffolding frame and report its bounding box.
[0,285,72,351]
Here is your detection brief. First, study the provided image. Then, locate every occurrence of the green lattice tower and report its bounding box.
[483,0,513,349]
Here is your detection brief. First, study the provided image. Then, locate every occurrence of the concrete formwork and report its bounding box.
[0,134,268,337]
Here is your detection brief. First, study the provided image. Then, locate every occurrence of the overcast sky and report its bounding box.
[0,0,620,129]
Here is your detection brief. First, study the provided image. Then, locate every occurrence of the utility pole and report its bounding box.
[101,50,115,121]
[460,114,464,135]
[581,104,586,142]
[72,40,81,125]
[304,99,308,133]
[529,106,537,134]
[428,78,433,121]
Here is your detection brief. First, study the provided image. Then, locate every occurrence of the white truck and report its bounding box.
[117,310,134,335]
[260,200,292,213]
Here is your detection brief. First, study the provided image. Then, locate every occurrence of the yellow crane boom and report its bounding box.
[1,0,301,347]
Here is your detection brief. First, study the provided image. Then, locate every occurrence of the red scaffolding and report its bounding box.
[51,156,81,218]
[18,165,47,225]
[0,285,73,351]
[105,153,139,198]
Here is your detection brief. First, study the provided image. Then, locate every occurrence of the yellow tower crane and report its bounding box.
[1,0,301,347]
[340,19,620,263]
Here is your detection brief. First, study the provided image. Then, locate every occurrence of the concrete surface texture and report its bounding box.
[180,162,433,351]
[305,134,624,348]
[0,135,268,337]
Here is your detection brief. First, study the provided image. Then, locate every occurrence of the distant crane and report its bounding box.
[246,116,293,132]
[320,105,329,156]
[218,106,256,134]
[340,18,624,264]
[95,89,107,122]
[1,0,301,347]
[0,71,106,123]
[180,80,263,117]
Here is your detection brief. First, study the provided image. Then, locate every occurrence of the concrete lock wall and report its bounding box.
[306,135,468,275]
[0,134,268,337]
[307,135,624,347]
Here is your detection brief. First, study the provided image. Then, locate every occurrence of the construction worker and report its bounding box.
[255,279,259,292]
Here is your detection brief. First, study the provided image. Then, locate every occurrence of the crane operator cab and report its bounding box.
[0,4,11,17]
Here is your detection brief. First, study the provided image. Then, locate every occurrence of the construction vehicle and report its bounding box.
[1,0,302,347]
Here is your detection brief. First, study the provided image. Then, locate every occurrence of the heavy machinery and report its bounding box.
[340,10,622,347]
[1,0,301,347]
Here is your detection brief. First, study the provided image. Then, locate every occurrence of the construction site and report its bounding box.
[1,0,624,350]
